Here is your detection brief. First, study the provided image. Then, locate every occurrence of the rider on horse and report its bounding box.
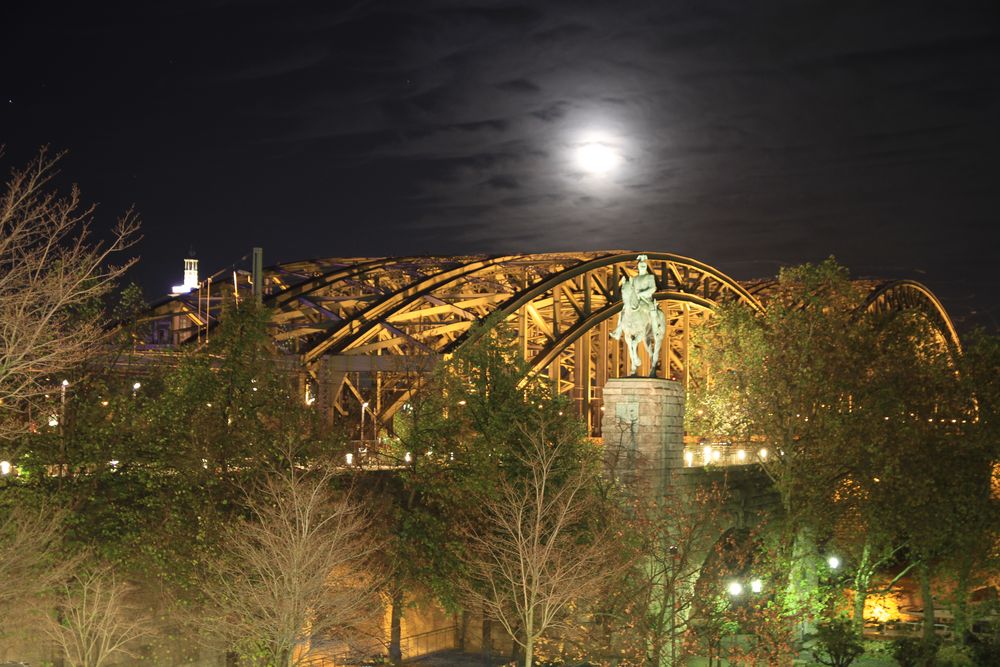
[610,254,658,341]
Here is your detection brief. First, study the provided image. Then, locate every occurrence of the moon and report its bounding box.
[576,141,621,174]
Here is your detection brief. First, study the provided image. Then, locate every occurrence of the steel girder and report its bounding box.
[141,252,959,436]
[863,280,962,352]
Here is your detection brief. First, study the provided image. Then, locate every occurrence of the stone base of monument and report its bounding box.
[601,377,685,494]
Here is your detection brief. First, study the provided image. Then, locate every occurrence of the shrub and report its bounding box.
[811,618,864,667]
[892,637,941,667]
[935,643,974,667]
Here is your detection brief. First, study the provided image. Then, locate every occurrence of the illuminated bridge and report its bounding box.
[144,251,960,439]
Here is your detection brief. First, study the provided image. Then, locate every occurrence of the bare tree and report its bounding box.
[0,504,79,631]
[0,147,139,440]
[39,568,153,667]
[198,467,381,666]
[461,419,614,667]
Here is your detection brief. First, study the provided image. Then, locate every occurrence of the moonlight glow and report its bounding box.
[576,142,621,174]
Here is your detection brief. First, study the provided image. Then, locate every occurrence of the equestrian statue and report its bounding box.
[610,254,666,377]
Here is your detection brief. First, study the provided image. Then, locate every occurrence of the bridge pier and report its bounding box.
[601,377,685,495]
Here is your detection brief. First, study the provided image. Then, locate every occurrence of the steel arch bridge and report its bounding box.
[144,251,960,436]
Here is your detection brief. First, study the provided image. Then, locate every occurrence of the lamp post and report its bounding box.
[60,379,69,476]
[360,401,369,442]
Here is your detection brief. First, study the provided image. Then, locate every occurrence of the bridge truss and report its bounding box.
[144,251,959,436]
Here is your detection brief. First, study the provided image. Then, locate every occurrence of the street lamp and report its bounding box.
[360,401,370,441]
[60,379,69,427]
[827,555,841,570]
[727,581,744,596]
[750,578,763,593]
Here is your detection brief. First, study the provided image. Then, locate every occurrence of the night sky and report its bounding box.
[2,1,998,329]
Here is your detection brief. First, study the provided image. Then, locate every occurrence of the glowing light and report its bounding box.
[759,448,768,460]
[404,452,412,463]
[172,257,200,294]
[458,400,467,406]
[48,414,59,427]
[132,382,141,391]
[827,555,841,570]
[0,461,11,475]
[576,142,621,174]
[750,579,763,593]
[864,594,901,624]
[345,452,354,465]
[109,460,119,469]
[711,449,721,462]
[684,451,694,467]
[727,581,743,596]
[737,449,746,462]
[100,400,109,407]
[702,446,712,463]
[61,379,69,387]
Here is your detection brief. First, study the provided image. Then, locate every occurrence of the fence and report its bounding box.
[301,626,458,666]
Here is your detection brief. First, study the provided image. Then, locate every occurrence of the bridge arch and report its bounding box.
[142,251,959,436]
[863,279,961,352]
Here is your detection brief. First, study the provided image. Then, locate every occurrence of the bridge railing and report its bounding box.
[682,442,769,468]
[299,626,458,666]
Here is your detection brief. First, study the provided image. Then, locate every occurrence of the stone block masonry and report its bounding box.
[602,377,685,496]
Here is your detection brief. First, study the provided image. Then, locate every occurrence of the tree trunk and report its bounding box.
[482,615,493,664]
[919,562,936,645]
[389,585,404,665]
[458,611,468,651]
[511,626,523,667]
[953,556,971,639]
[788,526,818,642]
[852,542,872,636]
[523,634,533,667]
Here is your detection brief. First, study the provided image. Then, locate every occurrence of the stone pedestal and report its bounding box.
[601,377,685,494]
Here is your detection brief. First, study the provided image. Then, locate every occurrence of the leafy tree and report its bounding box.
[600,481,732,667]
[687,258,995,644]
[378,319,606,664]
[11,299,347,658]
[688,259,882,628]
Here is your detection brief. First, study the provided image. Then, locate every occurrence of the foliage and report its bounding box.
[197,465,381,667]
[460,412,615,667]
[0,502,79,634]
[593,481,732,667]
[965,628,1000,666]
[687,258,999,642]
[0,147,139,440]
[373,318,605,663]
[811,617,865,667]
[14,301,342,592]
[892,636,942,667]
[935,643,975,667]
